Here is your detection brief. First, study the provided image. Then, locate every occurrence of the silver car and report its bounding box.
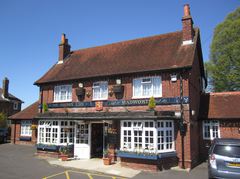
[208,138,240,179]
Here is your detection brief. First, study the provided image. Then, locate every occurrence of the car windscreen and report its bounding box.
[213,145,240,158]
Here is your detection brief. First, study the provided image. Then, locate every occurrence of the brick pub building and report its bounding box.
[10,4,240,171]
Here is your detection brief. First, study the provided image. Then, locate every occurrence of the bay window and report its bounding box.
[38,120,74,145]
[92,81,108,100]
[203,120,220,140]
[121,120,174,153]
[133,76,162,98]
[20,120,32,136]
[54,85,72,102]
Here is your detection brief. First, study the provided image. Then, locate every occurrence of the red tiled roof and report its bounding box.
[9,101,39,120]
[35,28,200,85]
[200,92,240,119]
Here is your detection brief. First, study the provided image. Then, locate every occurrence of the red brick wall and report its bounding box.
[11,120,37,145]
[40,71,190,106]
[188,50,202,168]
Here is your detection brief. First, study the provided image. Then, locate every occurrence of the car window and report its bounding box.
[213,145,240,158]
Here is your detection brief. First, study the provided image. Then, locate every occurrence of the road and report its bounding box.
[0,143,208,179]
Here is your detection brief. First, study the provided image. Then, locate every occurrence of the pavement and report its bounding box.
[46,157,140,178]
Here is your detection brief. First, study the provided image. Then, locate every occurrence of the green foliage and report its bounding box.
[148,96,156,110]
[0,113,7,128]
[42,103,48,112]
[207,7,240,91]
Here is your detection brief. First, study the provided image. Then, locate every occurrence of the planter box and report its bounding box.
[76,88,85,96]
[113,85,124,93]
[117,151,177,160]
[117,151,158,160]
[19,136,32,141]
[36,144,59,152]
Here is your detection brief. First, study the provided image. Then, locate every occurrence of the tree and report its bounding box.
[0,113,7,128]
[206,7,240,92]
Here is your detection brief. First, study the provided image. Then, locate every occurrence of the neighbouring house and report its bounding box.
[0,77,23,141]
[9,101,39,145]
[33,4,206,171]
[199,92,240,159]
[0,77,22,117]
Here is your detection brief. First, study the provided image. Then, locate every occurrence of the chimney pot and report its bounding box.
[2,77,9,98]
[61,33,66,44]
[183,4,190,17]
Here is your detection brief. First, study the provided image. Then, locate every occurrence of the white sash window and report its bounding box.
[93,81,108,100]
[133,76,162,98]
[54,85,72,102]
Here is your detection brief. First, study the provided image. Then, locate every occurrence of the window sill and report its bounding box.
[53,100,72,103]
[132,96,162,99]
[92,99,108,101]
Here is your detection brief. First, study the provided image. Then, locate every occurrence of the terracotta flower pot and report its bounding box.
[60,154,68,161]
[103,157,111,165]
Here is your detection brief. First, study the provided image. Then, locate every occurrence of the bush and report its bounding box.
[0,113,7,128]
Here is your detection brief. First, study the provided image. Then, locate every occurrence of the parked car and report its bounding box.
[0,128,8,143]
[208,138,240,179]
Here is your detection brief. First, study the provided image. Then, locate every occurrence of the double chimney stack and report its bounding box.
[58,33,71,63]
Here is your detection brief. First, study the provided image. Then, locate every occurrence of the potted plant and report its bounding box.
[59,145,70,161]
[148,96,156,111]
[103,149,111,165]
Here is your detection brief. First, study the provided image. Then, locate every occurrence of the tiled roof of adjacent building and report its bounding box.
[0,88,22,102]
[200,92,240,119]
[35,28,201,85]
[9,101,39,120]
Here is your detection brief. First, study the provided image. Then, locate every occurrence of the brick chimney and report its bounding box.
[58,33,71,64]
[182,4,194,45]
[2,77,9,98]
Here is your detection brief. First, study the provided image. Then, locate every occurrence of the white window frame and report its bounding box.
[37,120,75,145]
[120,120,175,154]
[92,81,108,100]
[13,102,18,110]
[202,120,220,140]
[132,76,162,99]
[20,120,32,137]
[54,85,72,102]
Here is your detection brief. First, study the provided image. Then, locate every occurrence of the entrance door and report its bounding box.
[74,123,90,159]
[91,123,103,158]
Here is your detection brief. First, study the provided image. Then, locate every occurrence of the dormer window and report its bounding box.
[54,85,72,102]
[133,76,162,98]
[92,81,108,100]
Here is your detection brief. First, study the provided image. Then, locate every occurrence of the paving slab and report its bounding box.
[46,158,140,178]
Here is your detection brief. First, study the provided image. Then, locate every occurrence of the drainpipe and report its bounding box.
[179,72,186,169]
[40,87,43,113]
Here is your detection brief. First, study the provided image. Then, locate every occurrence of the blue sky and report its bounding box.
[0,0,239,109]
